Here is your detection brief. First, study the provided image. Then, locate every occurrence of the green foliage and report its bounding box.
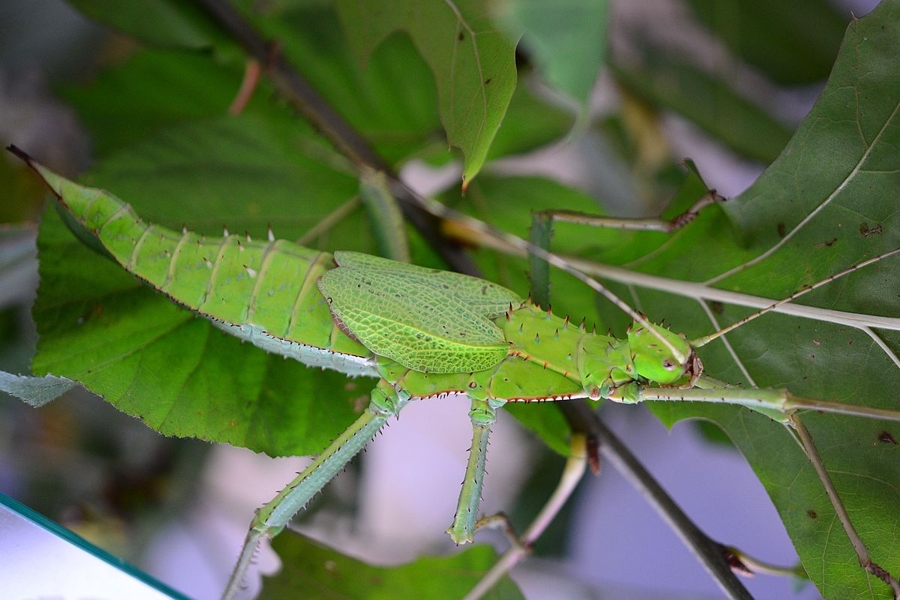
[494,0,609,109]
[687,0,847,84]
[7,0,900,598]
[335,0,518,183]
[613,58,793,163]
[67,0,228,49]
[262,532,523,599]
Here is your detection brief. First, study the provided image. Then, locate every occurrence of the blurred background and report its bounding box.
[0,0,881,598]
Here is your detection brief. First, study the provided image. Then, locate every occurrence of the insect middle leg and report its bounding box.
[446,396,505,544]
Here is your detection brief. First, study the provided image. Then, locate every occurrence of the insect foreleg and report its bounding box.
[221,380,408,600]
[616,379,900,596]
[622,381,900,424]
[446,397,504,545]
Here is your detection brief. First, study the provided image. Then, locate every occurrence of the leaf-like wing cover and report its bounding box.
[319,251,520,373]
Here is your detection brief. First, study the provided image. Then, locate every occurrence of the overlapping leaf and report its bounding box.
[494,0,608,109]
[460,4,900,597]
[335,0,518,183]
[262,532,523,599]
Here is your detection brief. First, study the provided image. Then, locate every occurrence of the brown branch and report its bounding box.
[558,402,754,600]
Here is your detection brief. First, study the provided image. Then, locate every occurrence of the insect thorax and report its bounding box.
[499,303,638,401]
[627,321,695,385]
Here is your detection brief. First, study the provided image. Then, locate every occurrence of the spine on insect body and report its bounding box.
[370,300,672,406]
[492,303,688,403]
[499,303,641,401]
[373,302,640,405]
[24,155,378,377]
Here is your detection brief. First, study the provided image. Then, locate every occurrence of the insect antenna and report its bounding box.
[692,247,900,348]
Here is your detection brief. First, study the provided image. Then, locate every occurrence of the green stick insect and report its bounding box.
[10,146,900,599]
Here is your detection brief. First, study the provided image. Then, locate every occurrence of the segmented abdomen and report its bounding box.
[65,187,376,376]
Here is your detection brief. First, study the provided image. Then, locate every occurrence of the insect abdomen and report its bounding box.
[56,179,373,374]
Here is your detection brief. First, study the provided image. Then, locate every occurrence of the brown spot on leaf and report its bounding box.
[859,222,883,237]
[807,509,818,519]
[878,431,898,445]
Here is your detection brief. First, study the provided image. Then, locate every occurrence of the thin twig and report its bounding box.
[558,402,754,600]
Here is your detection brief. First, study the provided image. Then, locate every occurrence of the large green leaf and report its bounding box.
[599,4,899,597]
[445,3,900,597]
[687,0,848,85]
[335,0,518,184]
[262,532,523,599]
[693,6,900,595]
[60,50,252,157]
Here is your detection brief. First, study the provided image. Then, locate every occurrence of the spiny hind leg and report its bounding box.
[222,380,404,600]
[461,434,595,600]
